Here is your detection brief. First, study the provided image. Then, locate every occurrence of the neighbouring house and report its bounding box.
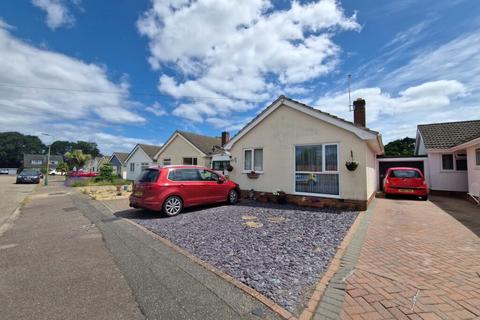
[415,120,480,196]
[124,144,162,180]
[224,95,384,210]
[23,154,63,170]
[85,156,110,172]
[153,130,223,168]
[109,152,129,179]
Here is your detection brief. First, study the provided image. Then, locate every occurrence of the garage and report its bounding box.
[377,156,428,191]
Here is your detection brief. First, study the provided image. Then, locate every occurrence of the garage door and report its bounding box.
[378,160,425,191]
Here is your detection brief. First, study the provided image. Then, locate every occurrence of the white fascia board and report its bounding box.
[225,98,378,150]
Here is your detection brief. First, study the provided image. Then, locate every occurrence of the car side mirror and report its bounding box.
[218,177,225,184]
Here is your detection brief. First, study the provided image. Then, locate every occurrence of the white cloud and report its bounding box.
[31,0,76,30]
[138,0,359,123]
[145,102,167,117]
[0,25,144,126]
[316,80,469,142]
[0,23,147,153]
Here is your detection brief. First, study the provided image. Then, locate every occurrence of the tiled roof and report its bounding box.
[229,95,379,143]
[111,152,129,164]
[418,120,480,149]
[177,131,222,155]
[138,144,163,159]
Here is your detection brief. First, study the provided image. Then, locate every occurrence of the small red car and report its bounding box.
[129,165,240,216]
[383,167,428,200]
[69,170,98,177]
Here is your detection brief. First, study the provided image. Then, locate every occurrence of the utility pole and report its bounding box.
[42,133,53,186]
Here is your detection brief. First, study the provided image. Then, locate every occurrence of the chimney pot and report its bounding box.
[353,98,366,127]
[221,131,230,147]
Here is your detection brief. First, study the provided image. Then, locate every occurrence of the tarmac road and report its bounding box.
[0,176,280,320]
[0,175,38,235]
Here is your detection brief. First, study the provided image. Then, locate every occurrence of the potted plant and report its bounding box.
[272,189,287,204]
[227,164,234,172]
[247,170,259,179]
[345,161,359,171]
[345,150,359,171]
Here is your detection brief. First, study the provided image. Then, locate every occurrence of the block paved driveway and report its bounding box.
[339,196,480,320]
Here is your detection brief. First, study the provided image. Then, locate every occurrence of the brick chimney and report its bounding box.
[221,131,230,147]
[353,98,366,127]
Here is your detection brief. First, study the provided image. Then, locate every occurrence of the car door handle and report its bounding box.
[179,184,184,187]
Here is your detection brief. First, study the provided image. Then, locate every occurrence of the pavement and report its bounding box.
[0,175,37,235]
[0,177,144,320]
[335,196,480,320]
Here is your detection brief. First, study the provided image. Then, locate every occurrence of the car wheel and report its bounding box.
[228,189,238,205]
[163,196,183,217]
[420,195,428,201]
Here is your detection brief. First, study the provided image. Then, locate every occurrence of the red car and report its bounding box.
[69,170,98,177]
[383,167,428,200]
[129,165,240,216]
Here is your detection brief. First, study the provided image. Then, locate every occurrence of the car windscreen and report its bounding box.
[21,170,39,175]
[390,170,421,178]
[138,169,160,182]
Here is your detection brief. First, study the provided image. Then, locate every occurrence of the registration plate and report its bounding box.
[399,189,414,193]
[134,191,143,197]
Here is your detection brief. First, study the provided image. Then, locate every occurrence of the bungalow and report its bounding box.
[224,95,384,210]
[109,152,129,179]
[85,156,110,173]
[153,130,223,168]
[124,144,162,180]
[415,120,480,197]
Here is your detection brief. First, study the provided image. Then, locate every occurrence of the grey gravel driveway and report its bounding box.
[119,201,357,314]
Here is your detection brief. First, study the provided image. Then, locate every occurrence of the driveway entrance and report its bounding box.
[339,196,480,319]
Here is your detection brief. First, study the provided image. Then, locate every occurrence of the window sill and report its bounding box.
[242,171,264,174]
[294,192,341,199]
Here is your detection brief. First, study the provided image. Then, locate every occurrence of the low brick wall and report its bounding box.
[240,190,367,211]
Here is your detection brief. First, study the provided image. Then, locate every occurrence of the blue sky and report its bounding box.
[0,0,479,154]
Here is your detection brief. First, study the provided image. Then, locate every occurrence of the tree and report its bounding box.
[57,162,70,174]
[51,140,101,157]
[50,140,75,155]
[0,132,46,167]
[74,141,101,158]
[384,137,416,156]
[64,150,91,170]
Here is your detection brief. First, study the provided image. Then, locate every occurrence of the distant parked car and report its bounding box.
[0,168,9,175]
[383,167,428,200]
[16,169,42,184]
[68,170,97,178]
[49,169,65,175]
[129,165,240,216]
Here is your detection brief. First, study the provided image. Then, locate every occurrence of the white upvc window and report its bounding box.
[31,159,43,165]
[476,148,480,166]
[294,144,339,197]
[243,148,263,172]
[183,157,198,165]
[163,158,171,166]
[141,162,149,171]
[441,153,467,171]
[129,163,135,172]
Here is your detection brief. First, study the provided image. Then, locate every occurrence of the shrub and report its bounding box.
[95,164,115,182]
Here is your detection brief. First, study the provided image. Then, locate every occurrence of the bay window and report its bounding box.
[295,144,339,196]
[244,148,263,172]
